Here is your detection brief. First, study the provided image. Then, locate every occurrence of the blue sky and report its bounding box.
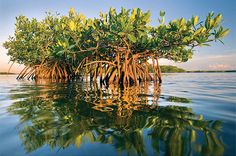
[0,0,235,72]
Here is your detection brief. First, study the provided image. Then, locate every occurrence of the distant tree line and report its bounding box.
[148,65,185,73]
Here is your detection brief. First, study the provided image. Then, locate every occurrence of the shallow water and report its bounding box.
[0,73,235,156]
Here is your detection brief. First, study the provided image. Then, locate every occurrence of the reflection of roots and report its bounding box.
[86,82,161,118]
[117,104,133,117]
[92,105,114,112]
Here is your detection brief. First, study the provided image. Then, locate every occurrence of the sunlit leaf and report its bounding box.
[127,34,136,43]
[69,21,76,31]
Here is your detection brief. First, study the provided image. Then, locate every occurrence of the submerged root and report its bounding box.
[17,61,82,80]
[86,55,161,86]
[16,51,162,86]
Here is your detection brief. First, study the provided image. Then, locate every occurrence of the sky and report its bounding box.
[0,0,235,72]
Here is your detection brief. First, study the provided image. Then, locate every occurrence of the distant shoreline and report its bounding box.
[159,65,236,73]
[0,72,18,75]
[161,70,236,73]
[154,70,236,73]
[1,70,236,75]
[185,70,236,73]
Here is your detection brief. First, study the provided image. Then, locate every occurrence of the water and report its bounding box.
[0,73,235,156]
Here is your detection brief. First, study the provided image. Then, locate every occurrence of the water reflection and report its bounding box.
[165,96,192,103]
[8,81,224,156]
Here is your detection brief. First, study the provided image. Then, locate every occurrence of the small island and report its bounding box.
[149,65,186,73]
[0,72,18,75]
[148,65,236,73]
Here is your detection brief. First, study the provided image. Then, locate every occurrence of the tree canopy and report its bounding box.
[3,7,229,85]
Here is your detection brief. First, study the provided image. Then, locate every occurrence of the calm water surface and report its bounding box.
[0,73,235,156]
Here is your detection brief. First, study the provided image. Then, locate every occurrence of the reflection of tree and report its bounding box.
[149,106,224,156]
[165,96,192,103]
[8,82,224,156]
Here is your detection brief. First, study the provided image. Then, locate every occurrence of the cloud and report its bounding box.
[208,64,231,70]
[158,53,236,70]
